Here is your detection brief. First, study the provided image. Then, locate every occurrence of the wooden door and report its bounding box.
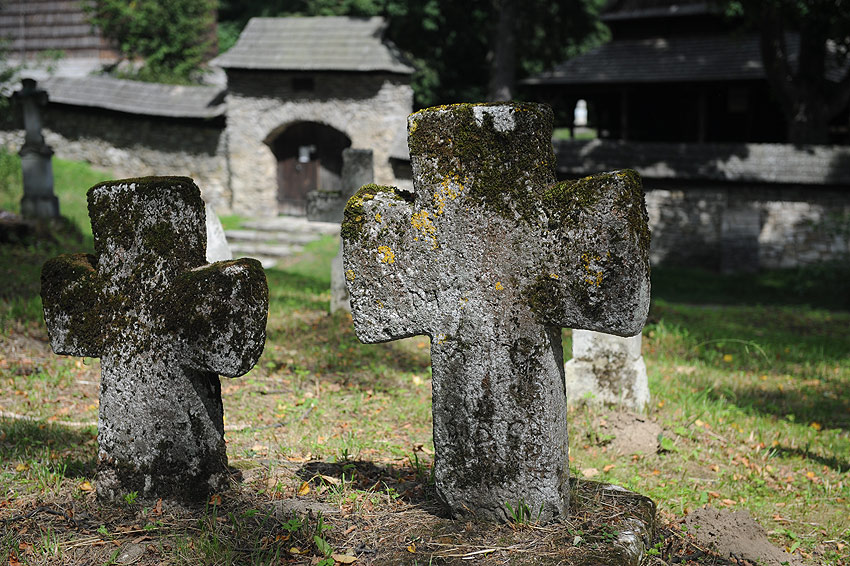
[277,158,318,215]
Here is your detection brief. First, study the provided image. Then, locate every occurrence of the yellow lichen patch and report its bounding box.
[377,245,395,264]
[549,273,559,279]
[581,253,604,287]
[436,334,447,345]
[375,212,382,223]
[434,173,464,216]
[495,281,504,291]
[345,269,356,281]
[410,210,438,249]
[376,299,384,308]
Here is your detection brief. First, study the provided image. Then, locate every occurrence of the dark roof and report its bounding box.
[526,34,768,85]
[212,16,413,74]
[601,0,716,21]
[0,0,118,60]
[41,76,225,119]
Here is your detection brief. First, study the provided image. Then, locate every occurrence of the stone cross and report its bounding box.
[14,78,58,218]
[41,177,268,501]
[342,103,650,522]
[565,330,649,410]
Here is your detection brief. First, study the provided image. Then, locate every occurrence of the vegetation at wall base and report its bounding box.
[1,157,848,564]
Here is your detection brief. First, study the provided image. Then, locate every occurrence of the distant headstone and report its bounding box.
[205,202,233,262]
[307,148,374,224]
[565,330,649,410]
[15,79,58,218]
[41,177,268,501]
[342,103,650,522]
[330,149,374,313]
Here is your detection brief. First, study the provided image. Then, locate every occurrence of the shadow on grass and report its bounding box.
[706,384,850,434]
[652,264,850,311]
[296,459,446,517]
[0,418,97,478]
[770,445,849,474]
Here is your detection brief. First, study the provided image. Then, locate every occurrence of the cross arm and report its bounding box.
[41,253,105,357]
[169,258,269,377]
[524,170,651,337]
[341,184,433,343]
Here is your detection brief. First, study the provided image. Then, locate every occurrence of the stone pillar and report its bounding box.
[565,329,649,411]
[15,79,59,219]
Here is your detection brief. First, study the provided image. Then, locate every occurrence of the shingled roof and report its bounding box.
[41,76,225,119]
[211,16,413,74]
[526,34,767,85]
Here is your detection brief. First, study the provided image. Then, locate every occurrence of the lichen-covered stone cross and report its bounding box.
[41,177,268,501]
[342,103,650,522]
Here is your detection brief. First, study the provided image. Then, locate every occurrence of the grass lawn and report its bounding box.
[0,151,848,565]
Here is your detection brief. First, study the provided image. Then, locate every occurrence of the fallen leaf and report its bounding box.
[319,474,341,486]
[603,464,616,473]
[209,494,222,506]
[407,542,416,553]
[721,499,737,506]
[289,546,302,554]
[332,553,357,564]
[152,498,163,516]
[297,481,311,496]
[810,422,822,431]
[79,481,94,492]
[581,468,599,478]
[8,551,22,566]
[722,354,733,363]
[15,463,28,472]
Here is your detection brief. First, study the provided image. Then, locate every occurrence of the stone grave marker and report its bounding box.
[41,177,268,501]
[342,103,650,522]
[331,149,375,312]
[565,329,649,410]
[15,78,59,218]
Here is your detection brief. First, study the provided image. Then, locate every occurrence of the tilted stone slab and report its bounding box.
[41,177,268,501]
[342,103,650,522]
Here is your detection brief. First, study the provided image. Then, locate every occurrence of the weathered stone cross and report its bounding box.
[41,177,268,501]
[342,103,650,522]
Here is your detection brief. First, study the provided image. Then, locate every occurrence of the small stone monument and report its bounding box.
[564,330,649,410]
[205,202,233,262]
[307,148,374,224]
[342,103,650,522]
[41,177,268,501]
[330,149,374,313]
[14,78,59,218]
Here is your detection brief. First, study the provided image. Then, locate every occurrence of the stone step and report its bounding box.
[224,229,323,245]
[229,242,303,258]
[240,216,340,236]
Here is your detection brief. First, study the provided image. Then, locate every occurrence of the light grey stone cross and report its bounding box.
[342,103,650,522]
[41,177,268,501]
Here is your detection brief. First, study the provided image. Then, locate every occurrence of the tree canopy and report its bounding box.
[218,0,608,108]
[83,0,217,84]
[727,0,850,144]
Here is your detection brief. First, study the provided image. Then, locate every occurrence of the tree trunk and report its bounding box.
[487,0,517,101]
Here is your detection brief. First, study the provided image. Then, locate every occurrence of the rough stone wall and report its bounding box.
[555,140,850,270]
[0,108,231,213]
[646,181,850,270]
[224,71,413,217]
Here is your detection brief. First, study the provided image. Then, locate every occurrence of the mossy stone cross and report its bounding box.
[41,177,268,501]
[342,103,650,522]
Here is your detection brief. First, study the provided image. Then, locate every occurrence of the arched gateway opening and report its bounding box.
[266,122,352,215]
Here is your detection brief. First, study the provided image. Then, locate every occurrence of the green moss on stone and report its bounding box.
[40,253,105,355]
[407,102,556,224]
[341,184,405,241]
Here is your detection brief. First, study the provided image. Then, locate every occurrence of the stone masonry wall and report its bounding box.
[645,182,850,270]
[225,71,413,217]
[0,107,231,213]
[556,140,850,271]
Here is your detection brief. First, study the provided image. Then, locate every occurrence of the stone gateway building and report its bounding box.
[211,17,414,217]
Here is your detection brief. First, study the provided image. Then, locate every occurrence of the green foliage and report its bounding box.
[217,0,608,108]
[83,0,216,84]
